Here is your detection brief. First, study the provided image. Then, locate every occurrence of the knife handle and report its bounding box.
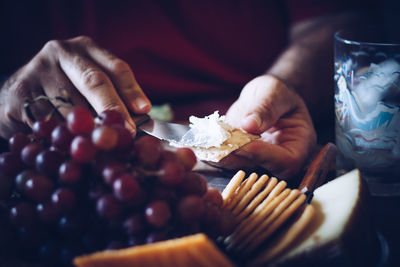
[131,113,151,126]
[298,142,337,200]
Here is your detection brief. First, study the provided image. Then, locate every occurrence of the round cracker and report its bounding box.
[237,189,301,251]
[245,193,307,253]
[222,170,246,207]
[225,173,258,211]
[250,204,315,265]
[231,174,269,216]
[226,188,291,250]
[236,177,279,221]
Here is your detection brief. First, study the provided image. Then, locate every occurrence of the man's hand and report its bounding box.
[0,36,151,138]
[223,75,317,179]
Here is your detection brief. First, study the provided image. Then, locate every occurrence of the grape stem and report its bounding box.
[24,91,73,122]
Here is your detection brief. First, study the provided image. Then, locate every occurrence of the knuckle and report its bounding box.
[109,59,130,74]
[31,55,50,70]
[42,39,64,53]
[13,80,32,99]
[73,35,93,45]
[102,103,125,114]
[4,104,13,121]
[258,103,275,121]
[81,69,108,90]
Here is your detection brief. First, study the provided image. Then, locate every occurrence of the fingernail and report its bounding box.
[134,98,150,112]
[243,113,262,129]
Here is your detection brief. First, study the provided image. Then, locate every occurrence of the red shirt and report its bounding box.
[2,0,347,120]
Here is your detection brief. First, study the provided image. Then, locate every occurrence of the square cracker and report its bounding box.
[189,129,259,162]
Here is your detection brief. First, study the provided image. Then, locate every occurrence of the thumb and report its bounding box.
[239,75,298,134]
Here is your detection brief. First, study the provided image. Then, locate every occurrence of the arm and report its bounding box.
[267,13,358,124]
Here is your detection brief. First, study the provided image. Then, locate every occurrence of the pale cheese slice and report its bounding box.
[270,169,379,267]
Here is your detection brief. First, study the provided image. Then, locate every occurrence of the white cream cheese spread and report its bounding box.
[184,111,233,148]
[170,111,259,162]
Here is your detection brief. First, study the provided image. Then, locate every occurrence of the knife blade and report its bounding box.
[133,114,191,143]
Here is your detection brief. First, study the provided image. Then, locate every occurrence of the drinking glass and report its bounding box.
[334,29,400,196]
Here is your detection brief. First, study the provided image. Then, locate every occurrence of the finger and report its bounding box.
[73,37,151,114]
[208,153,258,170]
[239,76,300,134]
[15,82,59,127]
[40,66,89,118]
[57,47,136,134]
[234,140,306,179]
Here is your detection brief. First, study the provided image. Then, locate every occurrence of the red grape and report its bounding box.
[113,125,133,150]
[32,117,58,142]
[146,231,168,244]
[0,173,13,200]
[176,147,197,171]
[51,188,77,213]
[177,195,205,223]
[36,202,60,223]
[134,135,162,168]
[112,173,141,202]
[67,106,94,135]
[9,202,35,227]
[96,194,123,220]
[15,170,36,193]
[9,133,30,154]
[128,236,145,247]
[125,188,147,207]
[179,172,208,196]
[145,200,171,228]
[0,152,23,176]
[159,161,184,187]
[203,188,223,208]
[152,186,178,204]
[51,124,74,152]
[201,203,222,226]
[88,183,109,201]
[58,214,86,239]
[102,162,125,185]
[123,214,146,235]
[218,209,236,236]
[24,173,54,201]
[58,160,82,184]
[91,125,118,151]
[96,110,125,126]
[70,136,97,163]
[21,142,43,167]
[159,150,179,165]
[36,149,64,176]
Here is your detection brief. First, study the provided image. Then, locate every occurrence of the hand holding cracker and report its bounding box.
[225,75,317,179]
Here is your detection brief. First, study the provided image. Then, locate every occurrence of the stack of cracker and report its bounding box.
[221,171,314,264]
[221,143,336,266]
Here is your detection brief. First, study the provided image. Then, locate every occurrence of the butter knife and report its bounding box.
[133,114,191,143]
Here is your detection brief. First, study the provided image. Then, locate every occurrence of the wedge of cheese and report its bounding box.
[268,169,379,267]
[74,233,234,267]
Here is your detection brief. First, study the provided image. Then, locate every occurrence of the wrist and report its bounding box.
[262,73,300,98]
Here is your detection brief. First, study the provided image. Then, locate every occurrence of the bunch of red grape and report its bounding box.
[0,107,234,266]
